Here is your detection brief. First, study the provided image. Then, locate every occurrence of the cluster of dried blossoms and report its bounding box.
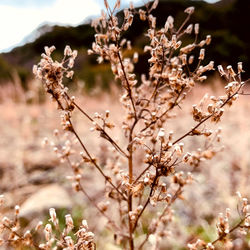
[1,0,249,249]
[0,195,95,249]
[187,192,250,250]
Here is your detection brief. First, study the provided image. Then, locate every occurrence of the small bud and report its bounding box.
[44,224,52,241]
[218,65,226,76]
[33,65,38,75]
[2,216,11,225]
[184,6,195,15]
[64,45,72,56]
[206,35,211,45]
[199,49,205,60]
[65,214,74,231]
[65,235,74,246]
[0,195,4,206]
[194,23,199,34]
[133,52,139,63]
[35,221,43,231]
[238,62,244,73]
[151,0,159,10]
[158,128,165,139]
[24,230,32,239]
[82,219,88,229]
[72,50,78,59]
[188,55,194,64]
[49,208,58,226]
[236,191,242,199]
[185,24,193,34]
[15,205,20,215]
[105,110,110,118]
[53,129,59,136]
[227,65,236,77]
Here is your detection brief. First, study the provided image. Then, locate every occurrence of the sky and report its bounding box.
[0,0,219,52]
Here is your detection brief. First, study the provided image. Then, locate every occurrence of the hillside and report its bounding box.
[0,0,249,89]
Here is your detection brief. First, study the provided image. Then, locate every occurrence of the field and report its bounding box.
[0,1,250,249]
[0,79,250,249]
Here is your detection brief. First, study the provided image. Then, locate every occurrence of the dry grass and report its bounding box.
[0,80,249,249]
[0,1,250,249]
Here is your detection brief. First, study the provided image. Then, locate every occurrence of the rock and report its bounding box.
[29,170,54,185]
[20,184,72,218]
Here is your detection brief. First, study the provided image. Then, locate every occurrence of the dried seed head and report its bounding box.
[64,45,72,56]
[35,221,43,231]
[167,16,174,29]
[82,219,88,229]
[236,191,242,199]
[2,216,11,225]
[206,243,215,249]
[15,205,20,215]
[65,236,74,247]
[139,9,146,21]
[0,195,4,206]
[185,24,193,34]
[65,214,74,232]
[44,224,52,241]
[218,65,226,76]
[184,6,195,15]
[199,49,205,60]
[194,23,199,34]
[24,230,32,239]
[151,0,159,10]
[227,65,236,77]
[238,62,244,73]
[45,46,56,56]
[49,208,58,226]
[188,55,194,64]
[158,128,165,138]
[133,52,139,63]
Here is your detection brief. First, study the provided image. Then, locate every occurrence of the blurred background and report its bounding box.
[0,0,250,249]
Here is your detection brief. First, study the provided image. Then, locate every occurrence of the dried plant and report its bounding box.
[0,0,249,249]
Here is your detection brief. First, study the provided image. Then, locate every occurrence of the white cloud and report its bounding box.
[0,0,101,52]
[0,0,216,52]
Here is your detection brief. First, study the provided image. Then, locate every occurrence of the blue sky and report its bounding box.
[0,0,218,52]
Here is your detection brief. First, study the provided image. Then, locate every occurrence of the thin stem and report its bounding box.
[133,163,153,185]
[117,51,137,120]
[173,83,244,145]
[107,9,137,121]
[128,149,134,250]
[132,173,159,232]
[177,14,191,35]
[66,156,120,232]
[72,100,94,122]
[141,86,185,132]
[69,119,127,200]
[204,214,250,249]
[150,45,165,101]
[138,186,182,250]
[127,119,138,250]
[106,11,139,249]
[3,224,40,249]
[79,183,120,231]
[73,100,128,158]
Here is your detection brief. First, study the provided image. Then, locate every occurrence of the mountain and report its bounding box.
[0,0,249,89]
